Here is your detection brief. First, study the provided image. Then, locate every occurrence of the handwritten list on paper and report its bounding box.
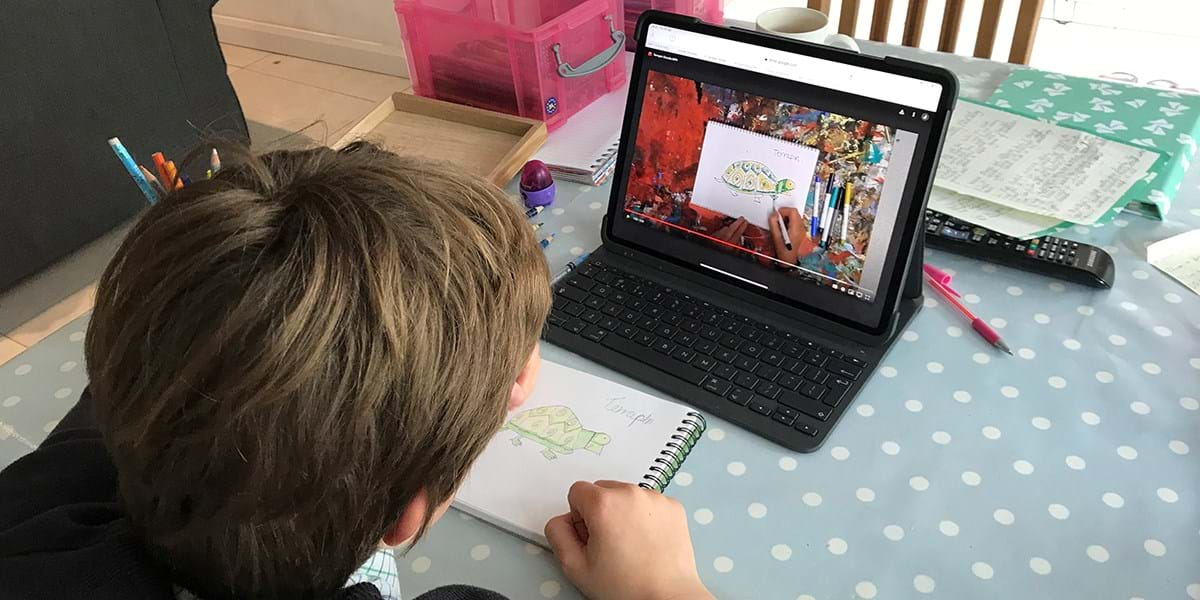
[935,102,1161,224]
[1147,229,1200,296]
[927,188,1062,240]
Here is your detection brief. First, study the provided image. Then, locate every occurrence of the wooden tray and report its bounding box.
[334,93,547,186]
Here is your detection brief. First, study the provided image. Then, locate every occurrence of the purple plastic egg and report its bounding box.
[520,159,554,191]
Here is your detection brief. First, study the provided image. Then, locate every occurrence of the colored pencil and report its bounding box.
[164,161,182,190]
[107,138,158,204]
[841,182,852,243]
[210,148,221,174]
[140,165,167,198]
[152,152,169,188]
[525,205,545,219]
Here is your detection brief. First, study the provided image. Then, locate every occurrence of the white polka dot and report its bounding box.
[551,207,566,216]
[880,366,897,377]
[939,520,960,536]
[993,508,1015,525]
[946,326,963,337]
[674,471,693,486]
[1142,362,1161,375]
[953,390,972,403]
[13,364,31,376]
[1062,339,1081,351]
[588,202,603,210]
[802,492,823,507]
[1031,417,1052,430]
[1077,305,1095,316]
[726,461,746,476]
[560,225,575,234]
[1164,292,1182,303]
[797,595,816,600]
[913,574,935,594]
[923,297,938,308]
[1013,460,1034,475]
[1144,539,1166,557]
[1007,286,1023,296]
[693,508,713,525]
[826,537,848,555]
[1117,445,1138,460]
[972,561,994,579]
[42,420,59,433]
[961,471,981,486]
[1048,376,1066,389]
[747,502,767,518]
[58,361,77,372]
[1102,492,1125,508]
[1049,282,1065,292]
[1189,584,1200,600]
[1131,268,1148,279]
[69,331,85,342]
[1001,386,1019,398]
[857,404,875,417]
[882,441,900,455]
[1108,334,1127,346]
[1048,503,1070,520]
[1087,545,1109,562]
[830,446,850,461]
[909,476,929,491]
[707,427,726,441]
[1074,225,1089,235]
[779,456,798,471]
[1169,440,1190,455]
[1081,411,1101,426]
[712,556,734,573]
[963,293,981,303]
[1096,371,1114,383]
[1029,557,1053,575]
[1183,397,1199,410]
[905,399,924,412]
[470,545,491,560]
[902,330,919,341]
[771,544,792,561]
[1034,313,1051,324]
[972,353,991,365]
[53,388,72,399]
[1157,487,1179,503]
[856,487,876,502]
[411,556,431,573]
[2,396,19,408]
[0,426,11,441]
[932,431,952,445]
[525,542,542,555]
[539,581,562,598]
[990,317,1007,329]
[883,525,904,541]
[1119,301,1138,311]
[982,426,1002,440]
[1153,325,1172,337]
[855,581,878,599]
[568,246,584,256]
[926,361,944,373]
[1066,455,1087,470]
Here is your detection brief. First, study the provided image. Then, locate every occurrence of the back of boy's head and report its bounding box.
[85,142,551,599]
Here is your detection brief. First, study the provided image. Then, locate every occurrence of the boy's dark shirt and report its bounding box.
[0,390,507,600]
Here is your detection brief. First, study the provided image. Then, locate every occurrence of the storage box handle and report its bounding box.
[552,15,625,78]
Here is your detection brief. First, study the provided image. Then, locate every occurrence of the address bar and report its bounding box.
[645,24,942,112]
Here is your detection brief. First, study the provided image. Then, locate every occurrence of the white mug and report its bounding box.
[755,7,860,52]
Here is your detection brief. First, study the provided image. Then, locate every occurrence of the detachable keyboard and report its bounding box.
[544,257,875,452]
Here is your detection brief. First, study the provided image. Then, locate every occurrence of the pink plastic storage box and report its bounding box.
[396,0,627,131]
[623,0,724,50]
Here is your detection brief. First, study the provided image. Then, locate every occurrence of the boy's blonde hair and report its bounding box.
[85,142,551,599]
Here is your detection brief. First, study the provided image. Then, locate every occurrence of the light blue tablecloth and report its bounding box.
[1,43,1196,600]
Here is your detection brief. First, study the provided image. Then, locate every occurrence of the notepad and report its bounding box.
[1148,229,1200,296]
[454,360,705,547]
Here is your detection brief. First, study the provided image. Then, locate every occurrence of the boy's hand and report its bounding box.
[545,481,714,600]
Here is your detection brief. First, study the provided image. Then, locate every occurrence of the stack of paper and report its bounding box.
[930,101,1162,239]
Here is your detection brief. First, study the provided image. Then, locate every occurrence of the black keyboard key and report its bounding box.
[825,378,851,407]
[693,340,717,355]
[700,312,721,325]
[566,276,594,291]
[733,371,759,389]
[719,334,743,350]
[620,309,640,323]
[800,382,828,401]
[763,336,783,349]
[802,366,829,385]
[601,335,708,386]
[598,317,620,331]
[784,359,806,376]
[655,325,677,339]
[701,376,732,397]
[681,319,702,333]
[578,264,600,277]
[676,333,697,347]
[583,326,607,342]
[592,270,614,284]
[584,296,605,310]
[777,373,803,390]
[829,360,862,380]
[547,312,568,327]
[671,347,696,364]
[826,349,844,360]
[617,324,637,338]
[645,306,665,318]
[796,421,819,437]
[755,381,782,399]
[733,355,758,372]
[727,387,754,406]
[601,303,622,317]
[694,356,717,372]
[748,398,775,416]
[772,406,798,426]
[714,348,738,364]
[803,353,828,367]
[756,365,780,382]
[719,318,741,332]
[779,391,830,421]
[637,317,657,331]
[713,364,737,380]
[611,291,628,304]
[761,351,785,366]
[628,299,647,311]
[739,326,763,342]
[564,303,585,317]
[564,318,587,334]
[700,326,722,341]
[782,342,805,358]
[844,355,866,367]
[652,338,676,355]
[592,285,612,298]
[582,310,601,323]
[556,285,588,303]
[740,343,763,358]
[635,332,655,346]
[663,313,682,326]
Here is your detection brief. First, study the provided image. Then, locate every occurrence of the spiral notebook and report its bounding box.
[454,359,706,547]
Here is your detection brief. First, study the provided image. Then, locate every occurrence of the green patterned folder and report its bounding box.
[987,69,1199,220]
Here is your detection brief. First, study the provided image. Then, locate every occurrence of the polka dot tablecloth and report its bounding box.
[3,44,1198,600]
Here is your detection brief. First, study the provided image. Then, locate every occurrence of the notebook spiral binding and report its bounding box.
[639,412,707,492]
[589,141,620,169]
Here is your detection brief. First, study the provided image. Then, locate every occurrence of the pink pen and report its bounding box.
[923,272,1012,355]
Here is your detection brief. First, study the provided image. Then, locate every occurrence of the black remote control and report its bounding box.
[924,209,1115,288]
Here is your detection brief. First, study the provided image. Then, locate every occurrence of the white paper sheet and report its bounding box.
[454,360,698,547]
[927,187,1063,240]
[1147,229,1200,296]
[691,121,820,230]
[935,102,1160,224]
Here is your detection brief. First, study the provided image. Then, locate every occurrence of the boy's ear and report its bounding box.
[508,343,542,411]
[381,490,430,547]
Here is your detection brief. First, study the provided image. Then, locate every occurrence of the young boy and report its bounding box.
[0,142,714,600]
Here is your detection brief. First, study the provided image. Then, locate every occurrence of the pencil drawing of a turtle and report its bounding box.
[504,406,611,460]
[719,160,796,198]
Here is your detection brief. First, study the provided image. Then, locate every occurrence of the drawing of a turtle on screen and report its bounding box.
[504,406,611,460]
